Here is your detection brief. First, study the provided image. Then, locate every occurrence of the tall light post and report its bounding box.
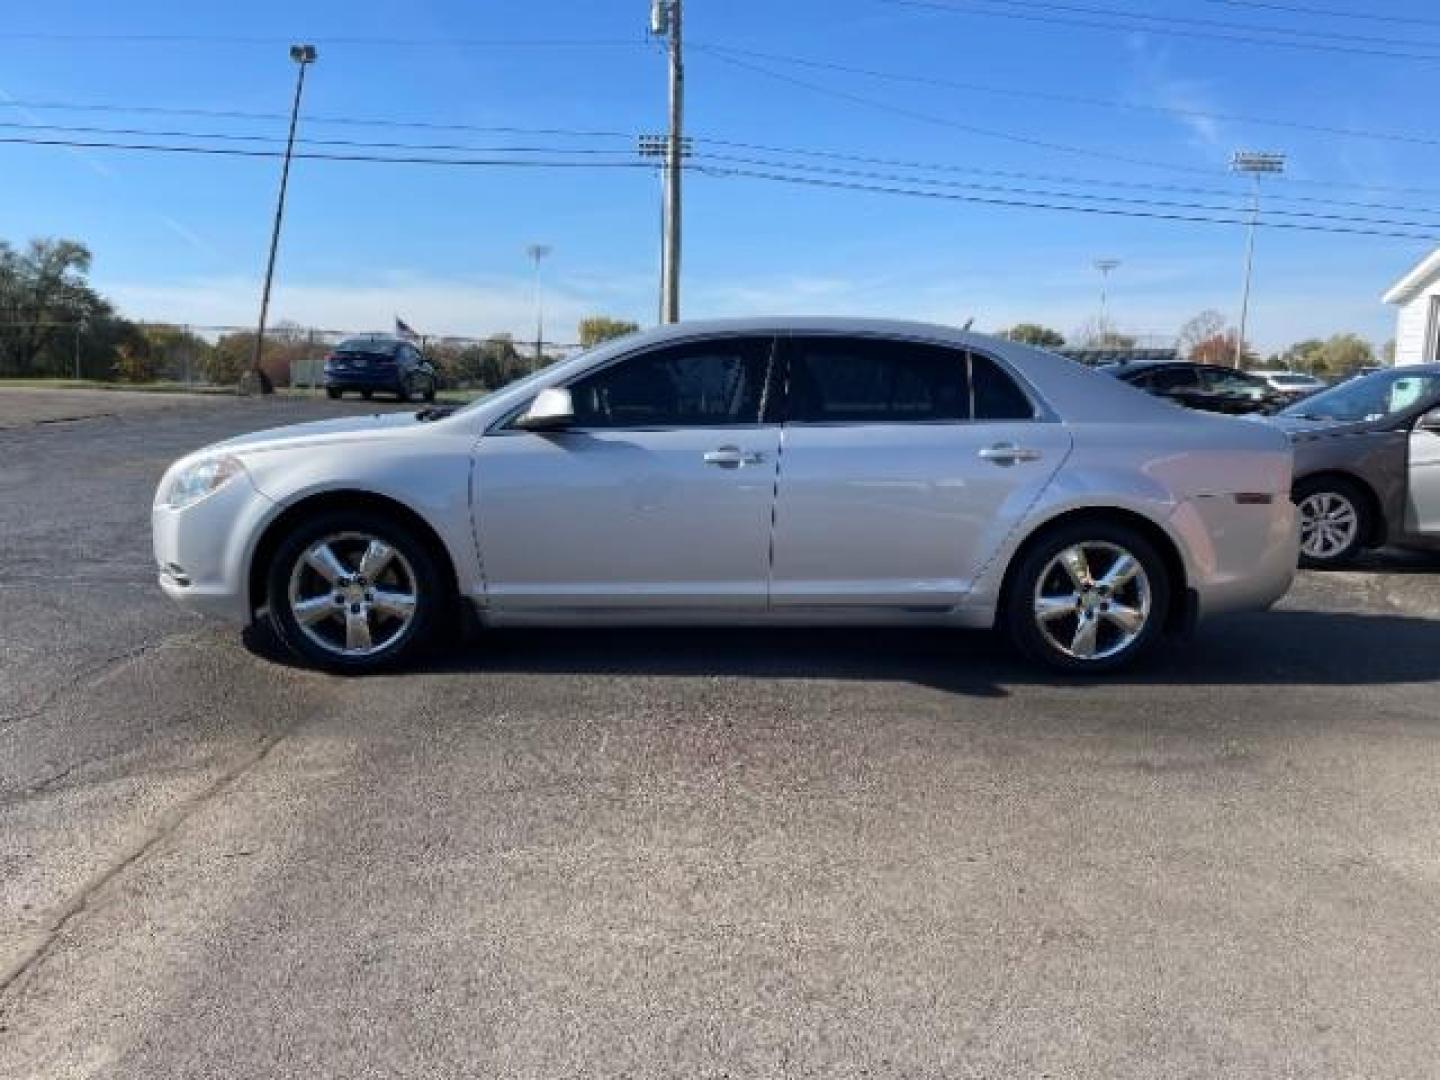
[1094,258,1120,341]
[526,243,552,367]
[1231,150,1285,368]
[248,43,317,395]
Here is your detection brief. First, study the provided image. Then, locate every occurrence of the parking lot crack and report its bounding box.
[0,728,291,1002]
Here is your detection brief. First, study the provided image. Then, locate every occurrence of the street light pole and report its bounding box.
[1231,150,1285,368]
[1094,259,1120,340]
[249,44,317,395]
[526,243,552,367]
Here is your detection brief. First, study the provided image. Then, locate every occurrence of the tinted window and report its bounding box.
[335,337,397,356]
[1147,367,1200,392]
[971,353,1035,420]
[1279,370,1440,423]
[567,338,772,428]
[1201,368,1265,395]
[787,338,970,422]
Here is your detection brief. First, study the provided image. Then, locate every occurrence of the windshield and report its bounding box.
[454,344,601,415]
[1279,369,1440,422]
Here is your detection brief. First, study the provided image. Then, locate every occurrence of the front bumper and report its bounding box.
[152,472,276,623]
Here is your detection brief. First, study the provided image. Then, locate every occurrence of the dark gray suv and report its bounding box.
[1266,366,1440,566]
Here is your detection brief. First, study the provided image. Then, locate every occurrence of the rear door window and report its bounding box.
[783,337,1033,423]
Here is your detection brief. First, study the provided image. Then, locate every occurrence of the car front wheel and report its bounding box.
[1005,522,1170,674]
[265,511,443,672]
[1294,477,1369,568]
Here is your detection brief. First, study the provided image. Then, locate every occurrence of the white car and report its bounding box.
[153,319,1298,674]
[1249,369,1328,398]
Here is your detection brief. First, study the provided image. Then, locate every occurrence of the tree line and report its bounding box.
[1000,309,1387,376]
[0,236,642,389]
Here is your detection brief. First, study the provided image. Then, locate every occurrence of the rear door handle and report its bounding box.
[703,446,766,468]
[979,442,1043,465]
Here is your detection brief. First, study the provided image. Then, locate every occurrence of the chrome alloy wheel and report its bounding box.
[1032,542,1153,662]
[287,532,419,658]
[1297,491,1359,561]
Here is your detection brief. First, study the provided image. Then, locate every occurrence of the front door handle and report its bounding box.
[978,442,1043,465]
[703,446,766,468]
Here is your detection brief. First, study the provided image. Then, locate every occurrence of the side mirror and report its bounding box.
[514,387,575,431]
[1418,407,1440,433]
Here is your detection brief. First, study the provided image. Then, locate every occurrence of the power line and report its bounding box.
[3,129,1435,241]
[695,151,1440,232]
[697,163,1440,241]
[876,0,1440,62]
[0,97,634,140]
[10,115,1440,217]
[694,135,1440,214]
[1200,0,1440,29]
[694,44,1224,178]
[0,120,638,156]
[0,31,645,48]
[0,134,653,169]
[698,42,1440,153]
[700,44,1440,201]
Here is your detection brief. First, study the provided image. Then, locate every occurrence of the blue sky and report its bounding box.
[3,0,1439,352]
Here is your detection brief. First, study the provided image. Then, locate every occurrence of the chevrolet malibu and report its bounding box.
[153,319,1298,674]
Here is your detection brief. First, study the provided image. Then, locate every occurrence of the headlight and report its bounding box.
[165,455,247,510]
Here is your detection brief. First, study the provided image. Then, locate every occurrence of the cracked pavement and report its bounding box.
[2,390,1440,1078]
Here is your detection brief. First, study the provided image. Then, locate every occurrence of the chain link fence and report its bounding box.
[0,321,583,391]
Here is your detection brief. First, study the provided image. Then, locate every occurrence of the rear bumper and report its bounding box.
[1171,494,1298,619]
[324,369,400,390]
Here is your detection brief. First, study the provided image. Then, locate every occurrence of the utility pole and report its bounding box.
[1231,150,1285,368]
[526,243,552,367]
[249,44,317,395]
[1094,259,1120,341]
[649,0,684,323]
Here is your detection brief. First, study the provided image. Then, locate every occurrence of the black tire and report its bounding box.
[423,376,437,403]
[1294,476,1371,569]
[360,389,373,401]
[396,379,412,404]
[264,510,446,673]
[326,387,342,400]
[1004,520,1171,674]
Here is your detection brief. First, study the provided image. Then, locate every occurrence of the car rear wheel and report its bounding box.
[1005,522,1170,674]
[1294,477,1369,568]
[265,511,444,672]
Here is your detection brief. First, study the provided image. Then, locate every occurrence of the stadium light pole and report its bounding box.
[1094,259,1120,340]
[1231,150,1285,368]
[248,44,317,395]
[526,243,552,366]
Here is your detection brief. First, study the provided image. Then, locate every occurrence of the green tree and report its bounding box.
[1311,333,1374,377]
[0,238,112,376]
[1000,323,1065,348]
[578,316,640,347]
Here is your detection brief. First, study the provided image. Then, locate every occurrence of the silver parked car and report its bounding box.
[1266,365,1440,566]
[153,319,1298,674]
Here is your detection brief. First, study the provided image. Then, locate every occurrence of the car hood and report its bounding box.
[209,410,426,455]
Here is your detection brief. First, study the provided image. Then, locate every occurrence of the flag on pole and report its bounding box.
[395,316,419,342]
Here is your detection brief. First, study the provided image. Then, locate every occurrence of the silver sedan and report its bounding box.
[153,319,1298,674]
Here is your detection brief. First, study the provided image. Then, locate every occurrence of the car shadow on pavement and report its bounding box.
[238,607,1440,696]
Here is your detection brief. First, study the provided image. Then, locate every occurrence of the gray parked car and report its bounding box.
[1267,365,1440,566]
[153,318,1298,675]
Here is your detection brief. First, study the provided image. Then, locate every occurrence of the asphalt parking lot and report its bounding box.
[2,389,1439,1079]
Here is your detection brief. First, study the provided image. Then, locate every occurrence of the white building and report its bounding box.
[1383,248,1440,366]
